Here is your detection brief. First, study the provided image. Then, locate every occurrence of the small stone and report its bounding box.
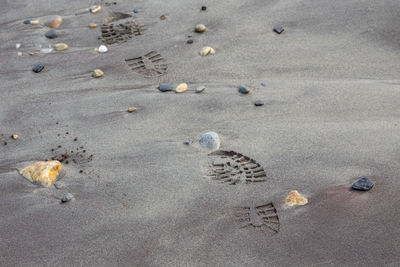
[98,45,108,53]
[128,107,137,113]
[45,29,57,39]
[61,193,74,203]
[16,43,21,49]
[32,64,45,73]
[261,82,266,87]
[30,20,39,25]
[158,84,173,92]
[195,24,206,33]
[160,15,167,20]
[17,52,22,56]
[254,100,264,106]
[238,85,251,94]
[90,5,102,13]
[200,46,215,56]
[40,47,53,53]
[54,43,68,51]
[352,177,374,191]
[175,83,188,93]
[23,19,31,24]
[201,6,207,11]
[273,26,284,34]
[199,131,220,150]
[54,182,63,189]
[20,160,63,187]
[285,190,308,206]
[183,139,193,145]
[92,69,104,78]
[29,52,37,56]
[89,23,97,28]
[44,15,62,28]
[133,8,139,13]
[195,86,206,93]
[12,134,19,140]
[187,39,193,44]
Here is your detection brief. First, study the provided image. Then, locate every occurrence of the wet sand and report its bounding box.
[1,0,400,266]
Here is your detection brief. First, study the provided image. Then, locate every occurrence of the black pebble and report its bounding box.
[45,29,57,39]
[158,84,173,92]
[254,100,264,106]
[187,39,193,44]
[352,177,374,191]
[273,26,284,34]
[23,19,31,24]
[201,6,207,11]
[32,64,45,73]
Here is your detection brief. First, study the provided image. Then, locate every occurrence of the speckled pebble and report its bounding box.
[352,177,374,191]
[199,131,220,150]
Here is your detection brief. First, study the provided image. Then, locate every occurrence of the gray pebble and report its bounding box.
[195,85,206,93]
[23,19,31,24]
[261,82,266,87]
[32,64,45,73]
[254,100,264,106]
[187,39,193,44]
[54,182,64,189]
[199,131,220,150]
[183,139,193,145]
[45,29,57,39]
[273,26,284,34]
[158,84,173,92]
[61,193,74,203]
[238,85,251,94]
[352,177,374,191]
[133,8,139,13]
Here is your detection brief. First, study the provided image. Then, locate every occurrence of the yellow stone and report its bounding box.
[90,5,102,14]
[195,24,206,33]
[20,160,63,187]
[285,190,308,206]
[30,20,39,25]
[54,43,68,51]
[175,83,188,93]
[200,46,215,56]
[45,15,62,29]
[92,69,104,78]
[128,107,137,113]
[89,23,97,28]
[12,134,19,140]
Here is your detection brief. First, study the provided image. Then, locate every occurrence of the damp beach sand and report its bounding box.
[1,0,400,266]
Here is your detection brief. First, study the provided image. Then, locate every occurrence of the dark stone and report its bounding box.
[61,193,74,203]
[254,100,264,106]
[273,26,284,34]
[133,8,139,13]
[188,35,192,38]
[187,39,193,44]
[32,64,45,73]
[261,82,266,87]
[238,85,250,94]
[158,84,173,92]
[352,177,374,191]
[183,139,193,145]
[23,19,31,24]
[201,6,207,11]
[45,29,57,39]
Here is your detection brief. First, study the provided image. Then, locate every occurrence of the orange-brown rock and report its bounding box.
[45,16,62,28]
[285,190,308,206]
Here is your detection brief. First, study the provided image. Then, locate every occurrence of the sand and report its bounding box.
[1,0,400,266]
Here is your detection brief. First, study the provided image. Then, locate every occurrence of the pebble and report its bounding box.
[352,177,374,191]
[158,84,173,92]
[89,23,97,28]
[183,139,193,145]
[195,24,207,33]
[254,100,264,106]
[30,20,39,25]
[23,19,31,24]
[128,107,137,113]
[187,39,193,44]
[261,82,266,87]
[12,134,19,140]
[40,47,53,53]
[133,8,139,13]
[273,26,284,34]
[201,6,207,11]
[238,85,251,94]
[20,160,63,187]
[32,64,45,73]
[160,15,167,20]
[90,5,102,13]
[285,190,308,206]
[195,85,206,93]
[54,43,68,51]
[199,131,220,150]
[175,83,188,93]
[61,193,74,203]
[92,69,104,78]
[45,29,57,39]
[54,182,63,189]
[98,45,108,53]
[44,15,62,28]
[16,43,21,49]
[17,52,22,56]
[200,46,215,56]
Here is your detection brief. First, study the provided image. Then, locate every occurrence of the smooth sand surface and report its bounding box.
[1,0,400,266]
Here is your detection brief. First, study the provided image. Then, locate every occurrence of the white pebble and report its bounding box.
[16,43,21,49]
[98,45,108,53]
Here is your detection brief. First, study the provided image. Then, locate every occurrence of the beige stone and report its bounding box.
[20,161,63,187]
[30,20,39,25]
[92,69,104,78]
[128,107,137,113]
[89,23,97,28]
[195,24,206,33]
[54,43,68,51]
[12,134,19,140]
[90,5,102,14]
[285,190,308,206]
[45,16,62,28]
[175,83,188,93]
[200,46,215,56]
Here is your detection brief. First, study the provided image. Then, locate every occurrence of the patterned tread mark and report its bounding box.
[125,51,168,77]
[235,203,280,234]
[100,20,145,45]
[206,150,267,185]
